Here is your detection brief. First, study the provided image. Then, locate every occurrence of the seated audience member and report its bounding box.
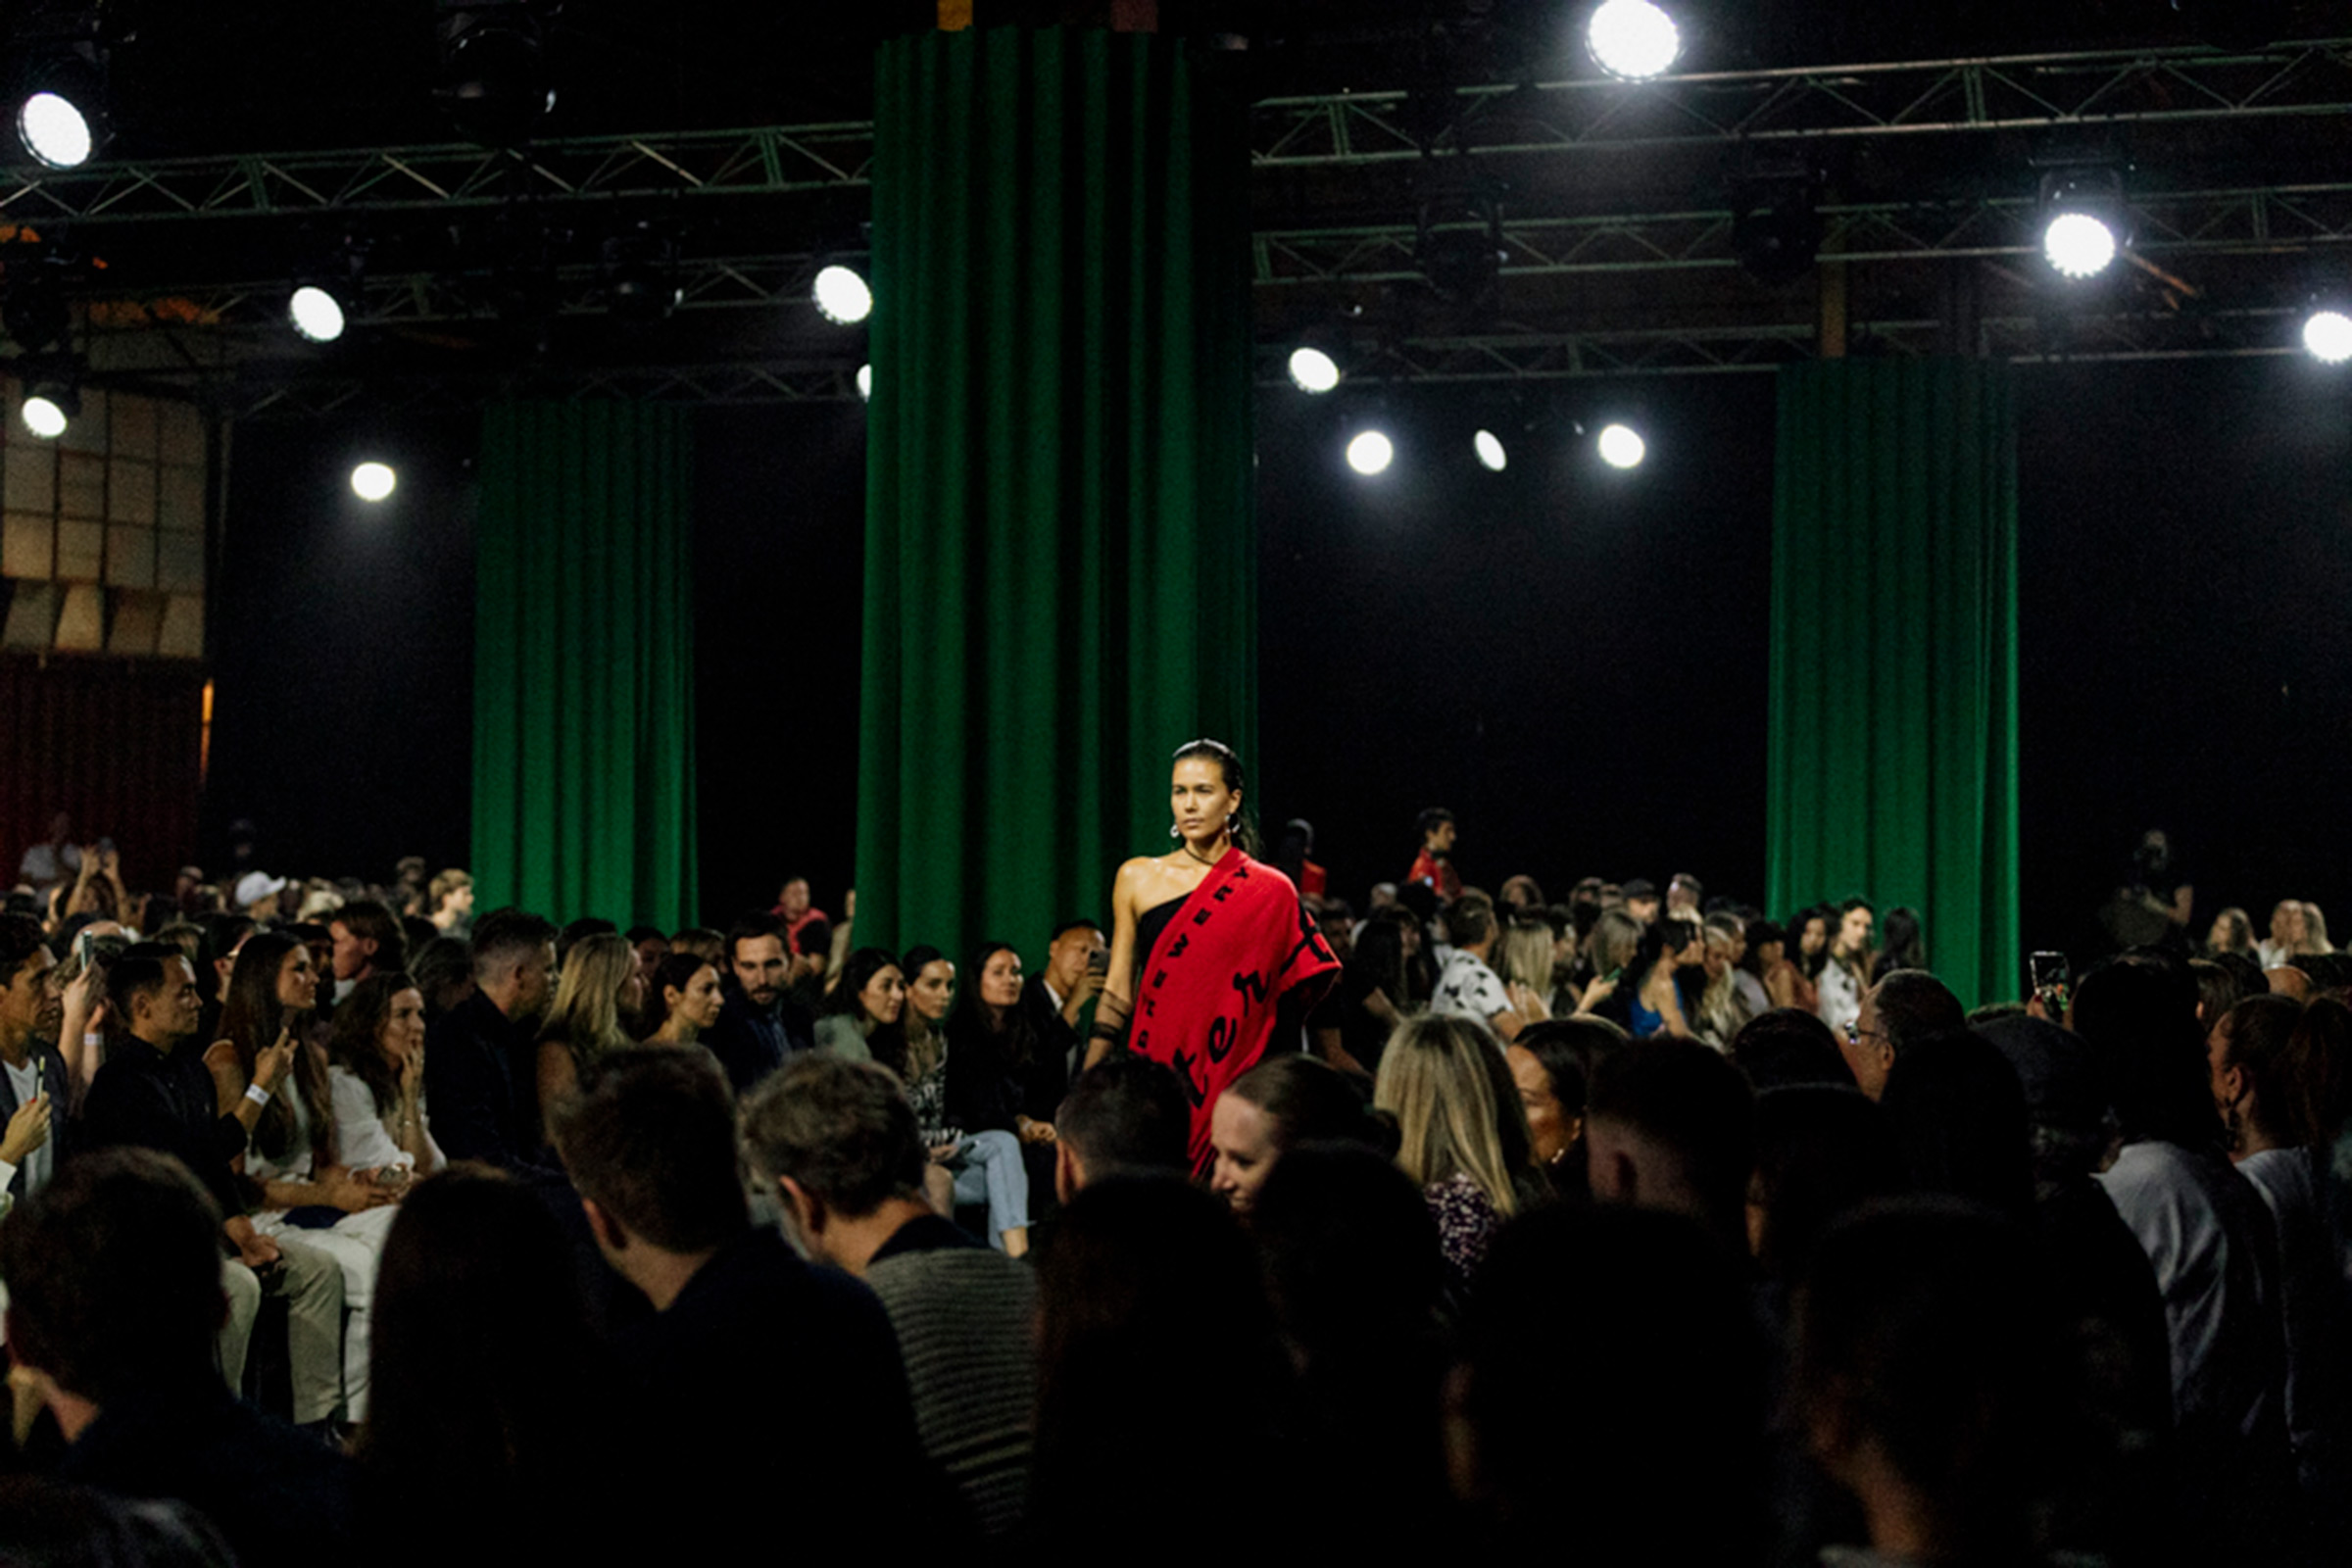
[1504,1016,1626,1200]
[746,1057,1038,1537]
[0,912,69,1203]
[358,1164,610,1563]
[326,972,444,1179]
[1030,1176,1293,1551]
[1496,910,1557,1031]
[666,926,724,965]
[78,950,345,1427]
[814,947,906,1064]
[206,932,398,1424]
[554,917,617,967]
[550,1049,945,1540]
[1731,1005,1855,1090]
[2,1149,354,1567]
[1430,892,1527,1042]
[1026,918,1106,1085]
[1249,1144,1450,1552]
[326,900,406,1004]
[944,942,1055,1198]
[1585,1035,1756,1252]
[1794,1199,2079,1567]
[1453,1204,1767,1560]
[1816,899,1876,1036]
[405,935,474,1024]
[426,869,473,934]
[1054,1054,1190,1201]
[2189,956,2252,1027]
[1878,1030,2035,1221]
[2208,993,2352,1532]
[533,932,644,1143]
[2269,964,2315,1002]
[1335,909,1421,1075]
[638,951,724,1049]
[2075,959,2293,1559]
[1747,1085,1907,1293]
[1614,915,1702,1040]
[423,907,559,1171]
[1691,919,1752,1046]
[1869,905,1926,982]
[1208,1052,1378,1215]
[2206,906,2257,960]
[625,926,668,993]
[1842,968,1965,1100]
[772,875,824,946]
[1375,1015,1523,1285]
[701,912,813,1093]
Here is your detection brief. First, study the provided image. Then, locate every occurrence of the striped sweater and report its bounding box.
[865,1245,1039,1536]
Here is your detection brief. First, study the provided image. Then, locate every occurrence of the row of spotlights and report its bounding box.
[1347,423,1647,476]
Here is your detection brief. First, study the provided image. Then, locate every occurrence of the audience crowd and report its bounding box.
[4,813,2352,1567]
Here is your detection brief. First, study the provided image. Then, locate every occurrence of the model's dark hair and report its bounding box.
[1171,738,1259,856]
[327,970,418,1117]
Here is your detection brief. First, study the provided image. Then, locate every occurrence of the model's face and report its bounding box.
[1171,759,1240,846]
[979,950,1023,1009]
[1508,1044,1575,1165]
[1208,1093,1279,1213]
[733,935,788,1007]
[907,959,956,1022]
[276,945,319,1010]
[1837,908,1874,956]
[328,921,372,981]
[379,988,426,1063]
[858,965,906,1027]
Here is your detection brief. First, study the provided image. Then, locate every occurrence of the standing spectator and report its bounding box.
[748,1055,1039,1537]
[422,907,559,1171]
[771,875,826,948]
[0,911,67,1202]
[1431,892,1527,1043]
[1406,808,1461,901]
[16,812,81,898]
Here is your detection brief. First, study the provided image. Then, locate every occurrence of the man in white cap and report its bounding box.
[232,872,287,923]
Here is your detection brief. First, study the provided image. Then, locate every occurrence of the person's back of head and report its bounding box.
[1458,1203,1766,1560]
[556,917,618,966]
[1250,1143,1444,1360]
[1977,1014,2115,1186]
[1870,969,1966,1057]
[1057,1054,1191,1182]
[1447,891,1497,952]
[741,1055,924,1222]
[1228,1053,1377,1155]
[1,1149,225,1408]
[1586,1036,1756,1244]
[1878,1030,2035,1222]
[470,907,558,984]
[1375,1014,1521,1216]
[549,1048,748,1255]
[1750,1086,1908,1284]
[1731,1006,1855,1089]
[668,928,724,965]
[1794,1198,2072,1564]
[2072,958,2219,1151]
[2214,992,2352,1150]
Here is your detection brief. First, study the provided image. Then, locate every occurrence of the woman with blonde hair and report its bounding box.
[2297,904,2334,958]
[1498,914,1555,1030]
[534,933,642,1144]
[1376,1014,1523,1286]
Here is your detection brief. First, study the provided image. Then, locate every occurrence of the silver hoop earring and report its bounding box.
[1170,824,1181,840]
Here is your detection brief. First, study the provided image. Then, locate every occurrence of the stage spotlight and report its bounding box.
[813,265,871,325]
[1586,0,1682,80]
[857,363,872,401]
[1597,423,1646,469]
[288,285,346,343]
[350,462,397,503]
[20,390,68,439]
[2303,309,2352,365]
[1346,430,1395,476]
[2037,169,2125,280]
[1474,429,1507,471]
[1288,346,1340,393]
[2041,212,2117,280]
[17,89,91,169]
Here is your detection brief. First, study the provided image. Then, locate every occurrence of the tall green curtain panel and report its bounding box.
[1766,360,2021,1007]
[472,401,698,927]
[857,27,1256,963]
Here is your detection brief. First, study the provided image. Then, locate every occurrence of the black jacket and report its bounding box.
[79,1035,251,1221]
[0,1036,69,1199]
[421,991,545,1171]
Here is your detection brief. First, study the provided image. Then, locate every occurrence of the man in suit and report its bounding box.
[0,912,68,1202]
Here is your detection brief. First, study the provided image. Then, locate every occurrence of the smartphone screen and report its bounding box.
[2029,951,2070,1000]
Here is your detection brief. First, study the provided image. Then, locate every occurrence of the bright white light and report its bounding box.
[857,363,872,400]
[2303,310,2352,365]
[350,462,397,502]
[17,92,92,171]
[1288,346,1341,393]
[21,396,66,440]
[1597,423,1646,469]
[1474,429,1507,471]
[812,265,872,325]
[2041,212,2118,279]
[289,286,346,343]
[1346,430,1394,476]
[1586,0,1683,80]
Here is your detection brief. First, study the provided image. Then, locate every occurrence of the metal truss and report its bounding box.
[1250,39,2352,165]
[125,360,861,419]
[0,124,875,225]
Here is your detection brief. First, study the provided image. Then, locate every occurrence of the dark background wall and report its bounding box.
[190,357,2352,970]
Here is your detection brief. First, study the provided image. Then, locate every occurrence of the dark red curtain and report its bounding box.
[0,656,205,894]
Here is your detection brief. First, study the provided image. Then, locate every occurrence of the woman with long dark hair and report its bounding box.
[941,942,1039,1255]
[814,948,907,1068]
[1085,740,1341,1173]
[326,971,444,1180]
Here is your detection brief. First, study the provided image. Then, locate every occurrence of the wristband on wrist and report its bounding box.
[244,1082,273,1107]
[82,1030,102,1048]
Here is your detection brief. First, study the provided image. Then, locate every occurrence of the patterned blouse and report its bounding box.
[905,1056,951,1147]
[1425,1170,1503,1285]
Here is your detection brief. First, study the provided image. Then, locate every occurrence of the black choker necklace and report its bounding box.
[1182,839,1223,866]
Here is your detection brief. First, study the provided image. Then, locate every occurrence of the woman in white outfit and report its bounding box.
[205,932,400,1425]
[326,972,445,1179]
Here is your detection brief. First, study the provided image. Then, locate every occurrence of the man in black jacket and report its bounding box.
[0,912,68,1200]
[422,906,558,1169]
[4,1148,354,1568]
[702,911,813,1094]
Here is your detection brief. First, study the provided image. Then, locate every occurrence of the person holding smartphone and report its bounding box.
[1028,918,1108,1089]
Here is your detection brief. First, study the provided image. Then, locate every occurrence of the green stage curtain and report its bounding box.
[857,26,1255,962]
[472,401,697,927]
[1766,360,2021,1007]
